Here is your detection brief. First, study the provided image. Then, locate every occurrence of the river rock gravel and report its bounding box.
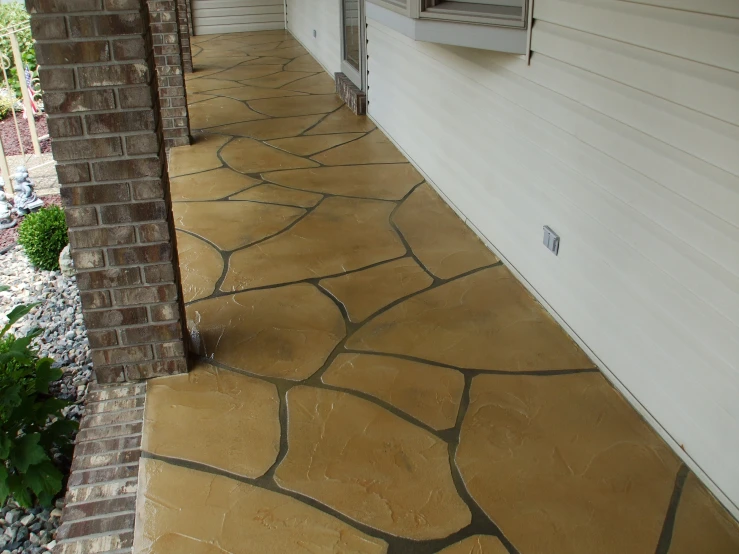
[0,245,92,553]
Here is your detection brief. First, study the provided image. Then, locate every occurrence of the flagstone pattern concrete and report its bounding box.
[134,30,739,554]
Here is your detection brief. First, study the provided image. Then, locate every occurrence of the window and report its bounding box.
[419,0,526,28]
[366,0,531,54]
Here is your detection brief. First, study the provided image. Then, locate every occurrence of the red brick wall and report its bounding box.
[176,0,193,73]
[55,382,145,553]
[27,0,189,383]
[147,0,191,147]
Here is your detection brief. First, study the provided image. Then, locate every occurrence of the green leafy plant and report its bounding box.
[17,205,69,271]
[0,285,77,507]
[0,2,35,100]
[0,90,16,119]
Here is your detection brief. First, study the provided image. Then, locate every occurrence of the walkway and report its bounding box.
[133,30,739,554]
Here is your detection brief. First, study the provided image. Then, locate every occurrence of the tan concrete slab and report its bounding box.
[186,284,345,380]
[230,183,323,207]
[176,231,223,303]
[192,56,254,71]
[220,137,319,173]
[189,97,268,129]
[306,105,376,134]
[238,42,299,55]
[185,92,218,104]
[212,114,323,139]
[213,84,306,101]
[275,386,472,540]
[222,197,406,291]
[185,77,247,93]
[135,459,388,554]
[264,164,423,200]
[347,266,593,372]
[241,56,292,65]
[249,46,308,59]
[312,129,406,165]
[173,201,305,251]
[394,184,499,279]
[170,168,260,201]
[436,536,509,554]
[285,54,324,73]
[457,372,680,554]
[168,134,228,177]
[322,353,464,430]
[267,133,364,156]
[143,364,279,478]
[161,30,739,554]
[249,94,344,117]
[319,258,432,322]
[670,473,739,554]
[281,72,337,94]
[241,70,318,89]
[213,64,284,81]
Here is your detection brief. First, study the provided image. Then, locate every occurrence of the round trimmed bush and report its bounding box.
[17,205,69,271]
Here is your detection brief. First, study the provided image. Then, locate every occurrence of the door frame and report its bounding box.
[339,0,366,91]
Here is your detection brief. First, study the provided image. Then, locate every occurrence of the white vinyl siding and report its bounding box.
[365,0,739,517]
[285,0,342,74]
[192,0,285,35]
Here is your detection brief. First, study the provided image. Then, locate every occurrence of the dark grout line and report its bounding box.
[341,349,599,377]
[141,452,512,554]
[655,464,690,554]
[183,252,408,308]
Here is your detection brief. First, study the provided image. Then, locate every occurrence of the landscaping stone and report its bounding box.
[58,244,74,277]
[0,245,94,553]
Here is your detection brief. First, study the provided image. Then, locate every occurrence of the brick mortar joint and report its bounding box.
[57,381,146,553]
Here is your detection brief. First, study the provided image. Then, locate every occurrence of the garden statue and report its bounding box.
[59,244,75,277]
[0,188,15,229]
[12,166,43,215]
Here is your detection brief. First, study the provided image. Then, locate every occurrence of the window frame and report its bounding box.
[418,0,527,28]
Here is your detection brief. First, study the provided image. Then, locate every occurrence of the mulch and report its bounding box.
[0,112,52,157]
[0,194,61,254]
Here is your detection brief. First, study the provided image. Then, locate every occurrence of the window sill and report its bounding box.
[366,1,527,54]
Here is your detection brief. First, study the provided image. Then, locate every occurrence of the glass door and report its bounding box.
[341,0,365,90]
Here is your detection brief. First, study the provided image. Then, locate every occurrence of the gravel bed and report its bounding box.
[0,245,92,554]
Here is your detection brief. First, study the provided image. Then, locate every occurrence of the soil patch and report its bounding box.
[0,113,51,158]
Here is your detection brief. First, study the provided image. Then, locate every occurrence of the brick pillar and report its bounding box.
[185,0,193,41]
[148,0,192,147]
[28,0,189,384]
[176,0,193,73]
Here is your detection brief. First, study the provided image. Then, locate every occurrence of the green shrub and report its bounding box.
[0,3,35,100]
[0,91,16,119]
[0,286,77,508]
[18,206,69,271]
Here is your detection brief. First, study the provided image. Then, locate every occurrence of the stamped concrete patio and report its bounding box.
[133,30,739,554]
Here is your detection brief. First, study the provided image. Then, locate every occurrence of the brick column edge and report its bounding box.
[148,0,192,148]
[176,0,193,73]
[28,0,190,383]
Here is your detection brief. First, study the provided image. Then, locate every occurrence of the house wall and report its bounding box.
[191,0,285,35]
[285,0,342,74]
[288,0,739,515]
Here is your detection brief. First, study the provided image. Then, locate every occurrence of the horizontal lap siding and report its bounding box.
[286,0,342,74]
[366,0,739,515]
[192,0,285,35]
